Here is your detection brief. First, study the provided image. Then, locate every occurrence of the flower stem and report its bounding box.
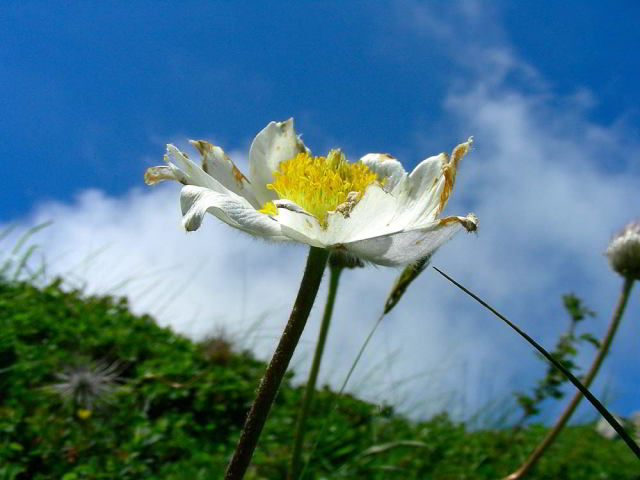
[505,276,635,480]
[289,263,343,480]
[224,246,329,480]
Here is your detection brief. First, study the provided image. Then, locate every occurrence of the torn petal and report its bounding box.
[189,140,260,208]
[165,144,232,195]
[437,137,473,216]
[144,165,188,185]
[437,213,478,233]
[384,137,473,229]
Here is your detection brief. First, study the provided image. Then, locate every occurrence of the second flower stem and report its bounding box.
[289,263,343,480]
[224,246,329,480]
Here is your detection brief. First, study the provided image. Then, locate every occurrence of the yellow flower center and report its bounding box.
[260,150,381,227]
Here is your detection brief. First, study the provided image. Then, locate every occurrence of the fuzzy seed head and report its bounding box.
[48,360,124,410]
[606,220,640,279]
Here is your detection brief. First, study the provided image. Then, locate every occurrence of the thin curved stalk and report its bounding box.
[432,267,640,462]
[505,276,635,479]
[289,263,343,480]
[298,257,432,479]
[224,247,329,480]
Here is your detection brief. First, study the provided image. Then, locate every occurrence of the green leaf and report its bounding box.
[580,332,601,348]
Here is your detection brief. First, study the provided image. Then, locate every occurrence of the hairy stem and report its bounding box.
[505,276,635,479]
[289,264,343,480]
[224,247,329,480]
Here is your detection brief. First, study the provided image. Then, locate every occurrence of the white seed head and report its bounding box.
[606,221,640,279]
[48,360,124,410]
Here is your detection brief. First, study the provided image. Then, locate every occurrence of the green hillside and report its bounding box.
[1,279,636,479]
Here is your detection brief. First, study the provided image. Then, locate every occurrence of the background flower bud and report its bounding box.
[606,221,640,279]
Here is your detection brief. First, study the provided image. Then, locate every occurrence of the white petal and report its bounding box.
[261,199,329,247]
[165,144,232,195]
[272,207,327,248]
[189,140,260,208]
[180,185,284,239]
[248,119,309,205]
[384,138,473,229]
[389,153,448,226]
[360,153,407,191]
[144,165,189,185]
[332,144,469,244]
[325,184,400,243]
[338,214,478,266]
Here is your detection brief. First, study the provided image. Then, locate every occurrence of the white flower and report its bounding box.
[145,119,477,266]
[606,220,640,279]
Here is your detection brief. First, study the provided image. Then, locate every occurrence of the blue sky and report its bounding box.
[2,2,639,422]
[4,1,638,219]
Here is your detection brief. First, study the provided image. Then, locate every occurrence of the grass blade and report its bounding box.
[432,266,640,460]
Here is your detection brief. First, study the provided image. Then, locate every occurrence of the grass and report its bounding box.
[1,276,637,479]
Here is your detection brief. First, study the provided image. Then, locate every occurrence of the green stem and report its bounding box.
[224,247,329,480]
[289,264,343,480]
[300,256,433,480]
[505,276,635,480]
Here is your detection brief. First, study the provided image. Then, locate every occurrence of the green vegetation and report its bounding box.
[1,278,637,479]
[514,293,599,426]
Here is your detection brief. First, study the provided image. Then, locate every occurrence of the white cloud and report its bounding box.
[398,1,640,419]
[5,2,639,424]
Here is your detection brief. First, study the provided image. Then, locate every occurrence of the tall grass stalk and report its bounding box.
[506,276,635,479]
[0,222,52,281]
[432,266,640,461]
[299,255,432,479]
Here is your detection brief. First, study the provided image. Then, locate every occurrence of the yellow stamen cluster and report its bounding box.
[260,149,380,227]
